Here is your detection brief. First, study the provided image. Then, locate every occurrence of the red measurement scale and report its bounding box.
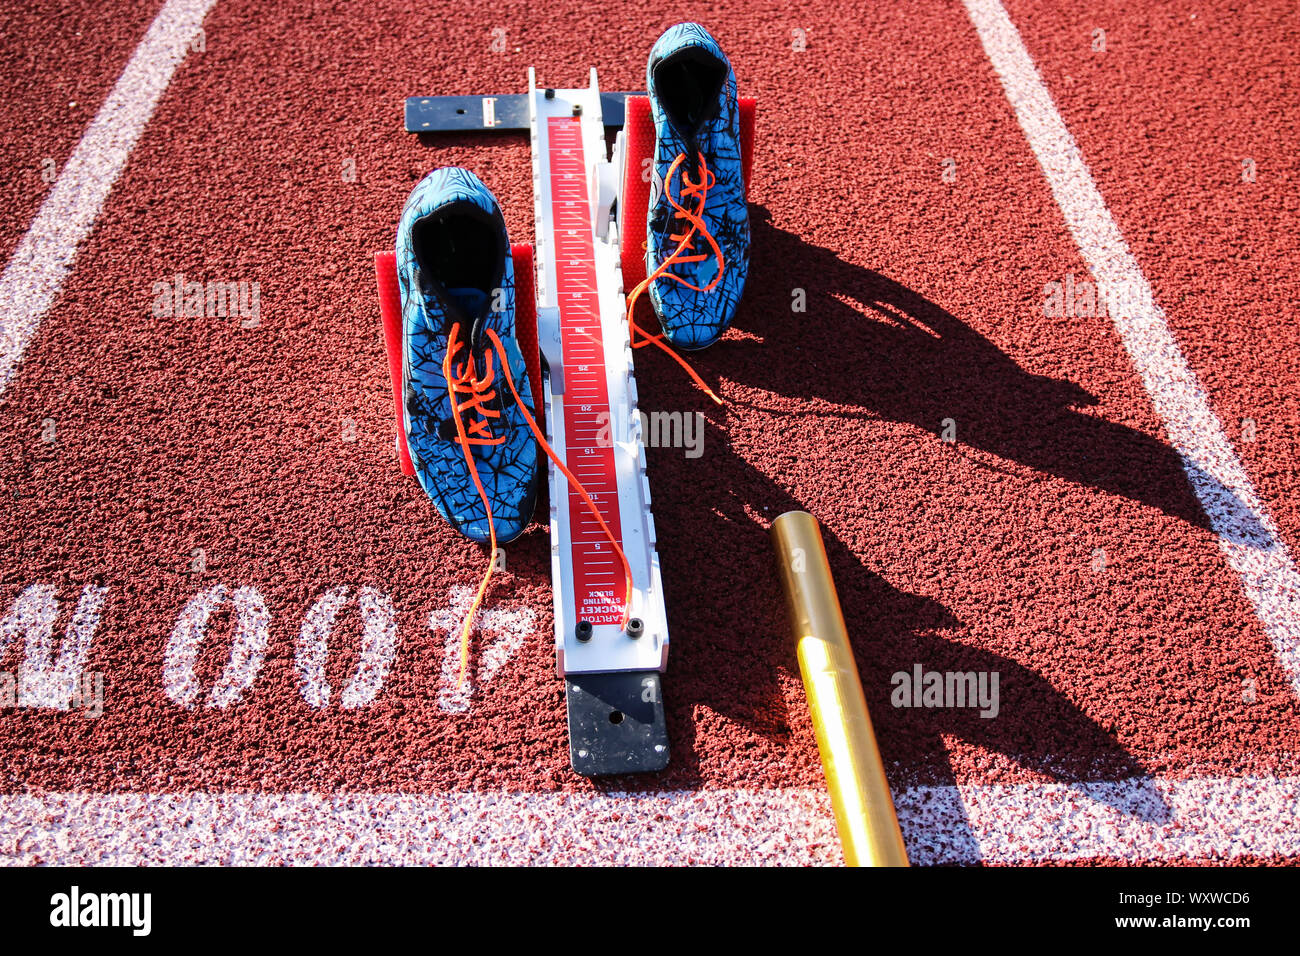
[547,117,626,627]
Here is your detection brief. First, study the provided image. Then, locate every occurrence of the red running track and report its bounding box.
[0,0,1297,865]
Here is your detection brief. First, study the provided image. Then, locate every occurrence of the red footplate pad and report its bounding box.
[511,242,544,419]
[374,250,415,477]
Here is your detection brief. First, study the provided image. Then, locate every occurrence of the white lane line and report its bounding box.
[0,0,217,397]
[963,0,1300,696]
[900,773,1300,864]
[0,789,840,866]
[1,774,1296,864]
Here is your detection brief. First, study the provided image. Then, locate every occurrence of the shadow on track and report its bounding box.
[630,419,1173,844]
[711,204,1228,532]
[590,209,1208,851]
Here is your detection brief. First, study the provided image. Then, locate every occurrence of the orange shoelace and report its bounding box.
[624,150,726,406]
[443,322,633,688]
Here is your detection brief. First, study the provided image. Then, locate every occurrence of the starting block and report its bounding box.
[377,68,754,776]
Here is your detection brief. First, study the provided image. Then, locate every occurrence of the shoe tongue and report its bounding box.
[448,287,489,320]
[438,286,490,351]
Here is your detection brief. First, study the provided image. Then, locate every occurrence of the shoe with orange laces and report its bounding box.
[626,23,749,365]
[398,167,632,684]
[397,167,542,546]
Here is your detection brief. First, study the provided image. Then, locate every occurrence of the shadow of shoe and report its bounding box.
[679,204,1235,533]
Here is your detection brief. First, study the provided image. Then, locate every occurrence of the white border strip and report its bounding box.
[0,0,217,396]
[0,788,841,866]
[2,775,1298,865]
[962,0,1300,697]
[901,774,1300,864]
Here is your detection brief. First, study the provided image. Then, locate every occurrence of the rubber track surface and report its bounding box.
[0,0,1297,865]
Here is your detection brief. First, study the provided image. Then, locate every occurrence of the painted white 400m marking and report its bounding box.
[296,586,397,709]
[432,585,537,713]
[0,584,107,708]
[0,582,536,712]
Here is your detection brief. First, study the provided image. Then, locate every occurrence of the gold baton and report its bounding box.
[770,510,909,867]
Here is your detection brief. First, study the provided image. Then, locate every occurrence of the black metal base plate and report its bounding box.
[565,671,668,777]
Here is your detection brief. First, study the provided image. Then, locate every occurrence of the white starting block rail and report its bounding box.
[403,71,670,775]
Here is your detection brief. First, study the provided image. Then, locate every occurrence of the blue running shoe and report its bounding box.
[635,23,749,351]
[396,167,542,544]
